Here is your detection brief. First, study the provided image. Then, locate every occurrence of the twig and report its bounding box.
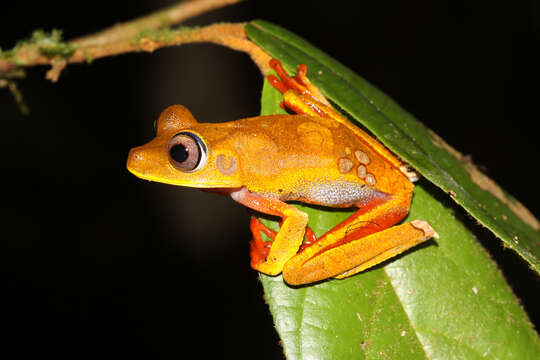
[70,23,270,78]
[72,0,245,46]
[135,23,272,74]
[0,0,271,81]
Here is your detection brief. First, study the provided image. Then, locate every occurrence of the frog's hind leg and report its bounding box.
[281,195,437,285]
[268,59,330,106]
[333,220,436,280]
[268,59,336,117]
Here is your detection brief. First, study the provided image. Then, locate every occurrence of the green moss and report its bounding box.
[32,29,77,57]
[0,29,77,61]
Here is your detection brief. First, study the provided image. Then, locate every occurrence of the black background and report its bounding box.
[1,1,538,358]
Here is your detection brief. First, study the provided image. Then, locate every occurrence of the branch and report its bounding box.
[135,23,272,74]
[72,0,245,46]
[0,0,271,82]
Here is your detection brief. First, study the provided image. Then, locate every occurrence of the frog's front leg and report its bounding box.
[248,216,319,272]
[230,188,308,275]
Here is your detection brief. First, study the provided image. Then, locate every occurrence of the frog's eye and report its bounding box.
[167,132,207,172]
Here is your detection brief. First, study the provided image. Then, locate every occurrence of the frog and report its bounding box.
[127,59,437,285]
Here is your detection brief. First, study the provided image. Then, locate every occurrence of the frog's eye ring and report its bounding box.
[167,132,207,172]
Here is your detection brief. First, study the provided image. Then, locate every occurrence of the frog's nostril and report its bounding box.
[132,150,144,161]
[127,148,146,173]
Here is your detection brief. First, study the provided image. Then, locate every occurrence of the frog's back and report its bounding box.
[212,114,411,207]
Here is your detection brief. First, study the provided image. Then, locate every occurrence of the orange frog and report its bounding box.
[127,60,437,285]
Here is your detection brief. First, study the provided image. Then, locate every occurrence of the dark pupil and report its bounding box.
[170,144,189,163]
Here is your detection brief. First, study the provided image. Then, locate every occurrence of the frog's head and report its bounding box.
[127,105,242,188]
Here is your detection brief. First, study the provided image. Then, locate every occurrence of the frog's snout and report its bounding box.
[126,146,148,177]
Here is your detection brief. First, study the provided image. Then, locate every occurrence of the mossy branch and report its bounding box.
[0,0,271,83]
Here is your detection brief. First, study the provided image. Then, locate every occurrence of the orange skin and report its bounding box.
[127,59,437,285]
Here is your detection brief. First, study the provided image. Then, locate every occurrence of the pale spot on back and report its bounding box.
[338,158,353,173]
[365,173,376,186]
[357,165,367,179]
[354,150,370,165]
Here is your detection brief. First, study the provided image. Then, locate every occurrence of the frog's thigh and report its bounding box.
[283,220,434,285]
[281,195,436,285]
[333,220,436,279]
[230,188,308,276]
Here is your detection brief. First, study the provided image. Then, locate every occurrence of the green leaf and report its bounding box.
[254,33,539,359]
[246,20,540,273]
